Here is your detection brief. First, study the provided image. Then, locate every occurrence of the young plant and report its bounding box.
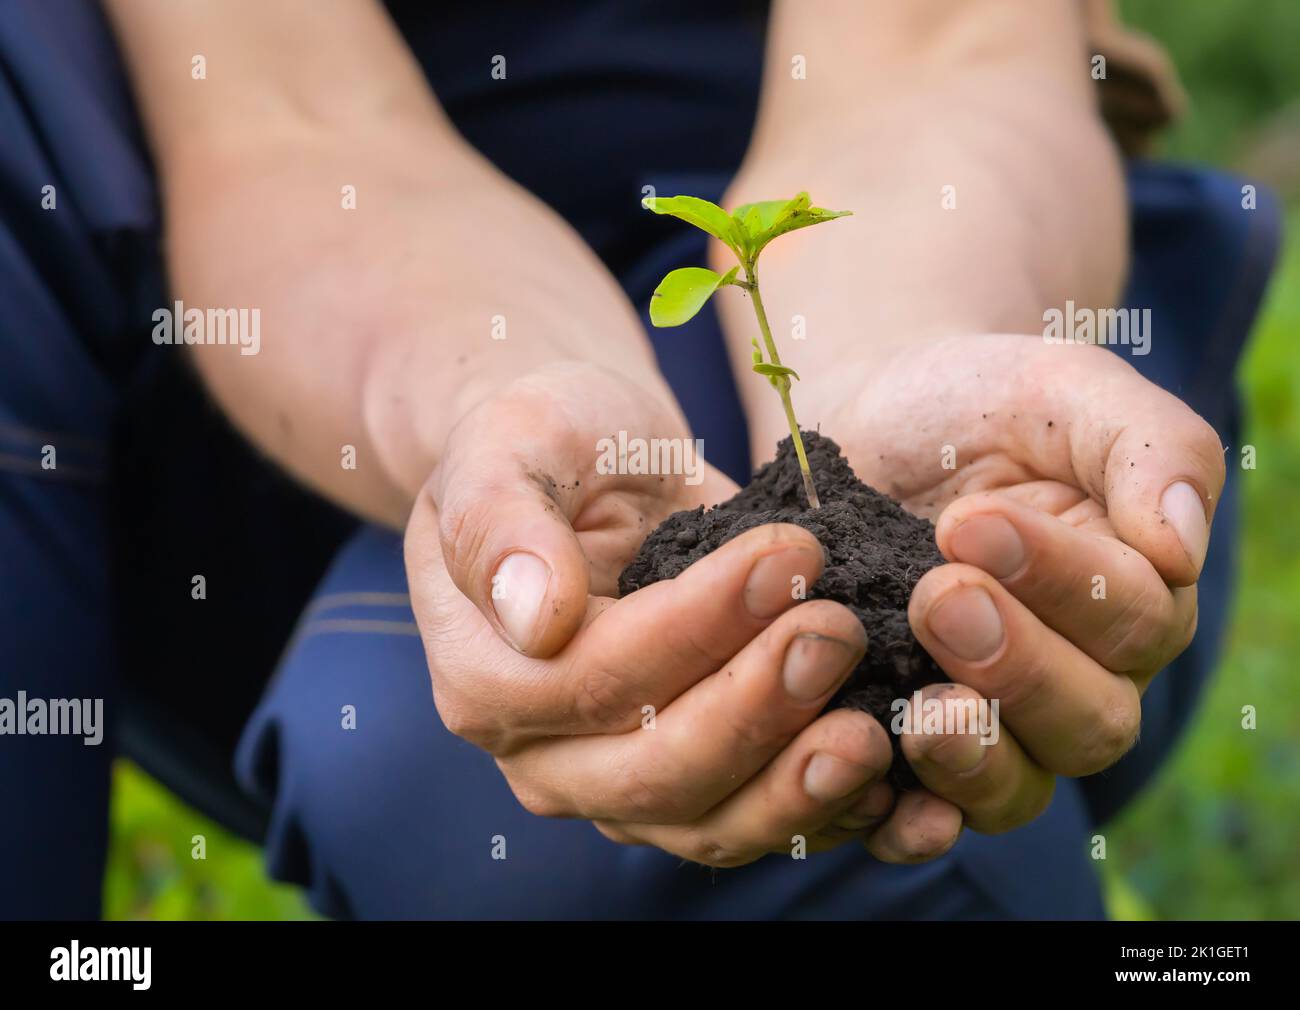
[644,192,851,509]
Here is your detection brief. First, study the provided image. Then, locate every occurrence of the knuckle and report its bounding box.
[655,610,730,678]
[610,758,692,823]
[678,830,754,869]
[575,663,634,730]
[1097,582,1172,672]
[436,494,496,587]
[974,653,1044,713]
[1071,697,1141,776]
[720,700,784,754]
[503,773,568,819]
[433,694,500,750]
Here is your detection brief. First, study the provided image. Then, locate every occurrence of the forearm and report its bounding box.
[104,0,672,527]
[102,0,439,163]
[716,0,1127,454]
[160,126,669,527]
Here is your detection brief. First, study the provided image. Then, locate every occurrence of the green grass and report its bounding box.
[1121,0,1300,170]
[1104,208,1300,920]
[1100,0,1300,921]
[104,760,313,920]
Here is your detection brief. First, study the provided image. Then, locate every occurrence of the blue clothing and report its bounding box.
[233,162,1277,920]
[0,0,1279,918]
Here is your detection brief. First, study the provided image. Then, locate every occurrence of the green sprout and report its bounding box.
[644,192,851,509]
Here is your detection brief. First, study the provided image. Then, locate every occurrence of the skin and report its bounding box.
[103,0,1224,868]
[708,0,1223,856]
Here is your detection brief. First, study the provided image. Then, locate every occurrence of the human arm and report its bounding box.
[712,0,1222,849]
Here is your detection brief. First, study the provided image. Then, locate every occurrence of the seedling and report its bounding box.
[644,192,851,509]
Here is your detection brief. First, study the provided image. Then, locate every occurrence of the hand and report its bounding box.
[807,333,1222,849]
[161,114,676,529]
[404,363,958,865]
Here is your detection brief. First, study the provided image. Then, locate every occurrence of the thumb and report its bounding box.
[1060,352,1226,587]
[426,403,591,658]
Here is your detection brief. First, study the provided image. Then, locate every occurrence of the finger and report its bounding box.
[864,789,964,864]
[1044,346,1226,586]
[596,709,892,867]
[909,562,1142,777]
[562,522,826,732]
[425,392,596,658]
[409,518,826,752]
[500,599,867,822]
[424,367,722,659]
[826,779,897,833]
[899,683,1054,835]
[987,479,1087,514]
[936,492,1197,681]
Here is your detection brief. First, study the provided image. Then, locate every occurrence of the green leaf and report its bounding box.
[735,200,788,231]
[769,193,852,242]
[752,362,800,381]
[650,267,730,327]
[733,192,852,260]
[772,191,812,228]
[643,196,744,255]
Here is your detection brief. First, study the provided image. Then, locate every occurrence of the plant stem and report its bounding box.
[745,262,821,509]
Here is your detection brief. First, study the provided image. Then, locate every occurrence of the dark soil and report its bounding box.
[618,431,947,788]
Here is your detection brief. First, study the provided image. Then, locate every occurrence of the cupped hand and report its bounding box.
[404,362,961,865]
[809,333,1223,853]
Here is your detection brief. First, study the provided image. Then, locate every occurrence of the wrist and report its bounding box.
[362,352,688,522]
[105,0,445,174]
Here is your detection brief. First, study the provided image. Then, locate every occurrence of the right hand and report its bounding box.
[405,363,960,866]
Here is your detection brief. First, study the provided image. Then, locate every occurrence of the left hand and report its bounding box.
[800,332,1224,861]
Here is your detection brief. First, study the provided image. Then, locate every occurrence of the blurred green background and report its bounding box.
[103,0,1300,920]
[1100,0,1300,921]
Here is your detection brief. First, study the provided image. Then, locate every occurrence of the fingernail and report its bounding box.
[804,752,875,802]
[744,545,820,619]
[491,552,551,652]
[910,685,990,773]
[916,726,986,774]
[1161,481,1209,573]
[927,586,1004,661]
[841,780,895,825]
[949,515,1026,580]
[782,633,859,701]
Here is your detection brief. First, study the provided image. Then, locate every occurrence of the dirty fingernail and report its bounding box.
[782,633,860,701]
[949,515,1026,580]
[927,586,1004,662]
[491,552,551,653]
[804,752,875,802]
[1161,481,1209,574]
